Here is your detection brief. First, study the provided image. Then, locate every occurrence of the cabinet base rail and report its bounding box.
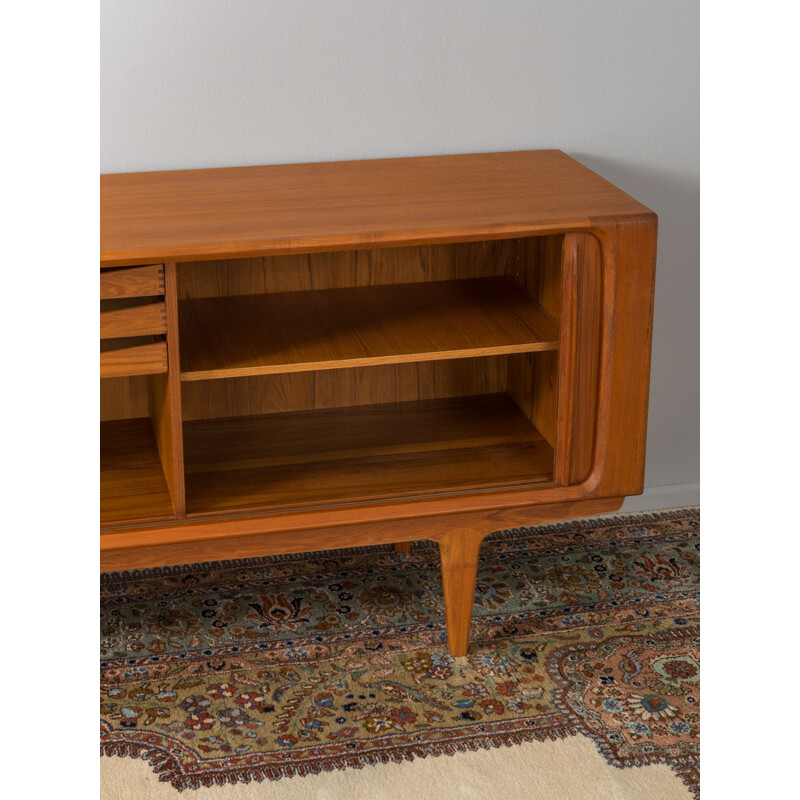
[100,496,623,657]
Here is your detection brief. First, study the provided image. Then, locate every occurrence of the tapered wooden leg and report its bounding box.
[393,541,412,554]
[437,528,486,657]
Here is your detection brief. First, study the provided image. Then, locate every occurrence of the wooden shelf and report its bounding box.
[183,394,554,516]
[101,418,174,525]
[178,277,558,381]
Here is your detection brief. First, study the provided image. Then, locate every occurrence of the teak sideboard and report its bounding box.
[100,150,657,657]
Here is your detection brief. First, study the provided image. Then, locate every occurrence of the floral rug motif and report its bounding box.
[101,508,700,796]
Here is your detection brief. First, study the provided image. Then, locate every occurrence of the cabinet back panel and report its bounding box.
[181,357,509,421]
[101,376,150,421]
[177,239,525,299]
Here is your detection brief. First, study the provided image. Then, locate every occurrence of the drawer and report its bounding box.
[100,264,165,300]
[100,339,168,379]
[100,299,167,339]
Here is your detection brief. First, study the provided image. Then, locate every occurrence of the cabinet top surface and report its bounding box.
[100,149,653,266]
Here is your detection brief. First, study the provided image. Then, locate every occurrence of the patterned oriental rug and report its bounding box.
[101,509,700,797]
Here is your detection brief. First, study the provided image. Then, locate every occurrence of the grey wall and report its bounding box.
[102,0,699,508]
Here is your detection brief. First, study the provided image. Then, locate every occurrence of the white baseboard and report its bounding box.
[620,482,700,512]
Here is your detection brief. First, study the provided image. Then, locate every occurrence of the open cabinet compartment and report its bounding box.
[100,262,184,525]
[181,355,558,516]
[100,265,169,380]
[175,235,571,517]
[100,377,176,524]
[98,233,606,527]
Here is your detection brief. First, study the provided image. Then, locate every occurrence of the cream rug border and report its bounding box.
[101,733,693,800]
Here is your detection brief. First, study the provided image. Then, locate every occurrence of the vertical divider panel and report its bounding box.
[148,262,187,517]
[554,233,603,485]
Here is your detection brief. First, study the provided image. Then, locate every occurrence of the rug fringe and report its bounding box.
[102,723,697,798]
[101,723,582,791]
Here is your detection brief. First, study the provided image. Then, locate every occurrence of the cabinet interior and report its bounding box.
[101,234,574,525]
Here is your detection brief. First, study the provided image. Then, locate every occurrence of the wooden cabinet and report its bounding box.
[100,150,657,656]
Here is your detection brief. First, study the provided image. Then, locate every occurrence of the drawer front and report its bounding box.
[100,341,168,379]
[100,300,167,339]
[100,264,165,300]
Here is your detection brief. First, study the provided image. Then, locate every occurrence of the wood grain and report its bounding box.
[100,340,167,379]
[183,395,554,516]
[506,352,537,424]
[554,233,603,485]
[179,277,559,381]
[531,235,564,319]
[100,264,165,298]
[505,235,562,450]
[100,299,167,339]
[101,150,652,266]
[181,357,508,421]
[148,263,186,516]
[100,497,624,572]
[586,216,658,497]
[438,528,487,656]
[100,418,175,525]
[177,239,520,299]
[100,376,150,421]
